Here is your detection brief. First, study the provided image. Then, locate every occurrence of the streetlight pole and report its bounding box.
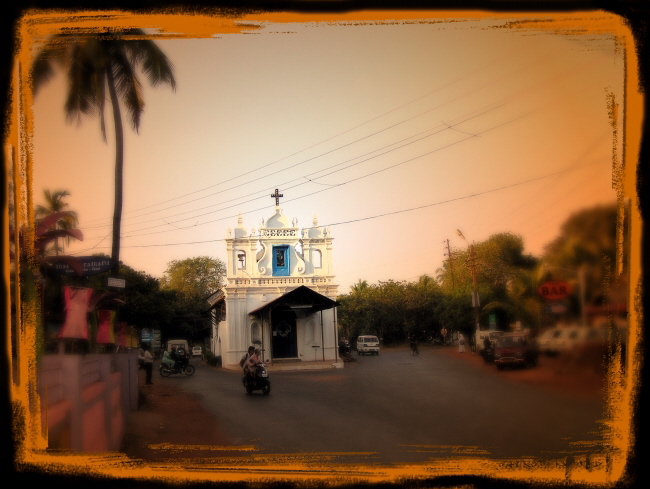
[457,230,480,340]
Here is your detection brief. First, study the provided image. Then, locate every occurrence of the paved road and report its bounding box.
[164,347,606,465]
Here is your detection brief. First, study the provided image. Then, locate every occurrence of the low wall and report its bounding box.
[38,352,138,451]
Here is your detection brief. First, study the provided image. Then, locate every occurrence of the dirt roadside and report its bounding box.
[121,346,609,461]
[120,364,233,461]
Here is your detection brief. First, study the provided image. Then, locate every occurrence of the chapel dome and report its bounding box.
[265,207,291,229]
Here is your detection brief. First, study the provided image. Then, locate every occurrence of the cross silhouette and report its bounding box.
[271,188,283,206]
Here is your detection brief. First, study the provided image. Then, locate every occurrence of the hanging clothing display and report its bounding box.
[96,309,116,344]
[58,286,93,339]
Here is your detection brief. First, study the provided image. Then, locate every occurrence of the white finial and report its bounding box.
[313,214,319,226]
[227,228,232,237]
[237,214,244,225]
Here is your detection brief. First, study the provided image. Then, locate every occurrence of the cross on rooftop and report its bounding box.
[271,188,283,206]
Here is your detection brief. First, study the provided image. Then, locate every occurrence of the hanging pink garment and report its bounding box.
[58,286,93,339]
[96,310,116,344]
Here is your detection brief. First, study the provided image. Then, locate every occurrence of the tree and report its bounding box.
[35,189,79,255]
[31,29,176,275]
[161,256,226,299]
[161,256,226,343]
[541,203,618,306]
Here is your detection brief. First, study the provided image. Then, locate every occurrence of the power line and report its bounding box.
[77,40,579,230]
[70,158,599,253]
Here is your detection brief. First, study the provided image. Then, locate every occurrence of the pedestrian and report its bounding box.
[458,333,466,353]
[441,327,448,345]
[143,345,154,385]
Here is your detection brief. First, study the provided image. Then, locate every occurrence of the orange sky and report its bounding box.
[25,10,630,293]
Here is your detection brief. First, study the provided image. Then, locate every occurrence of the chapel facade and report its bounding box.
[209,191,341,369]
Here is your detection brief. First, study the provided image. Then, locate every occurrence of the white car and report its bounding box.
[356,335,380,355]
[537,328,562,355]
[541,325,606,355]
[192,346,203,357]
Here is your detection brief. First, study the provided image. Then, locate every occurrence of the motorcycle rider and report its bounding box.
[245,348,261,384]
[240,346,255,374]
[170,346,179,370]
[483,335,491,351]
[409,335,418,354]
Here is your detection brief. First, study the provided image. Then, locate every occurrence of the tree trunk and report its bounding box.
[106,66,124,277]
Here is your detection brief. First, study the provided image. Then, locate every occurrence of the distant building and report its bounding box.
[209,192,341,369]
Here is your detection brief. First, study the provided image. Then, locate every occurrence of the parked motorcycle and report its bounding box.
[243,362,271,395]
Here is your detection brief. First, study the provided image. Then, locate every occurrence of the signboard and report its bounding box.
[141,328,154,342]
[108,277,126,288]
[545,301,568,314]
[45,257,114,276]
[537,281,571,301]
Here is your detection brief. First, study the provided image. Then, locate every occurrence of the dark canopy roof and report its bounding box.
[248,285,339,317]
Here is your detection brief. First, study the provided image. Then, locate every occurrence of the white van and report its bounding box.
[167,339,189,357]
[475,330,504,351]
[356,335,380,355]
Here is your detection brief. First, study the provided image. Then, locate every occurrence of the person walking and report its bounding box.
[143,346,154,385]
[458,333,466,353]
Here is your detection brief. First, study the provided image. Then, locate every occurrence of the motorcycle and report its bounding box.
[243,362,271,395]
[159,355,195,377]
[480,343,495,364]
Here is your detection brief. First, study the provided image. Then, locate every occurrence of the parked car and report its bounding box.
[538,327,566,356]
[192,346,203,357]
[494,332,539,370]
[537,327,559,355]
[356,335,380,355]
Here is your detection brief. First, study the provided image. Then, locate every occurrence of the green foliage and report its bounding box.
[160,256,226,343]
[339,275,448,345]
[203,349,221,367]
[340,204,620,340]
[541,203,618,306]
[161,256,226,299]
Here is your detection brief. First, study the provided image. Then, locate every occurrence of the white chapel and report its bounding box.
[208,190,342,369]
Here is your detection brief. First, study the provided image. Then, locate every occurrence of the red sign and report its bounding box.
[537,281,572,300]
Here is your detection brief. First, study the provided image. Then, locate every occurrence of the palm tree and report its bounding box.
[35,189,79,255]
[31,29,176,275]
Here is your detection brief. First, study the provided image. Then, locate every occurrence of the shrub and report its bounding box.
[203,349,221,367]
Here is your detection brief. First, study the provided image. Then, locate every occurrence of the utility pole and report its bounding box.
[457,230,480,335]
[444,239,456,289]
